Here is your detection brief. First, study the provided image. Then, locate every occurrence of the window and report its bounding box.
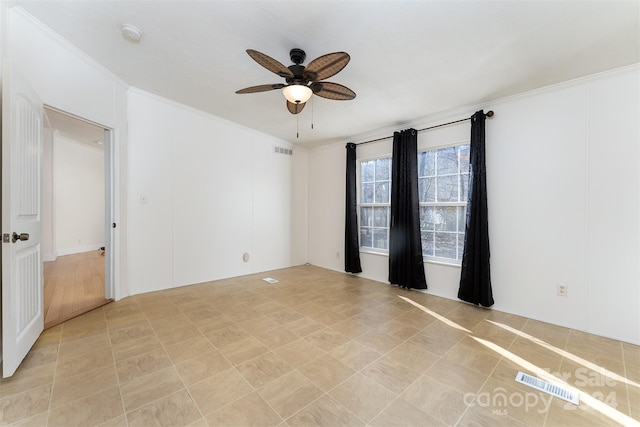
[359,157,391,251]
[358,146,469,261]
[418,145,469,261]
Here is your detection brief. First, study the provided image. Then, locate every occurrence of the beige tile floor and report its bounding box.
[1,265,638,426]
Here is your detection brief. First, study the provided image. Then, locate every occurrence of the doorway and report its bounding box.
[42,107,113,329]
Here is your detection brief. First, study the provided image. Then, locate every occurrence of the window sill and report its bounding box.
[424,258,462,268]
[359,249,388,257]
[359,249,461,268]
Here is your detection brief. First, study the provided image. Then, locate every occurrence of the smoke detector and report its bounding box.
[122,24,142,43]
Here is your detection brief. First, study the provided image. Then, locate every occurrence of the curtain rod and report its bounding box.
[354,110,494,146]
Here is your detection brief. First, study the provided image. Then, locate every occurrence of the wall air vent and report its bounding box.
[274,146,292,156]
[515,371,579,405]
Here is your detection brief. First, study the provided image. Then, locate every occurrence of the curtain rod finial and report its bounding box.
[485,110,494,118]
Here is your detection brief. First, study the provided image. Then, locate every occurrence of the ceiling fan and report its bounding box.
[236,48,356,114]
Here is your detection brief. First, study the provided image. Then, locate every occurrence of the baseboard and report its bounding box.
[43,253,58,262]
[56,245,103,257]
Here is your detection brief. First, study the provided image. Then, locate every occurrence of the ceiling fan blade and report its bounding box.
[311,82,356,100]
[246,49,294,79]
[235,83,285,94]
[303,52,350,82]
[287,100,306,115]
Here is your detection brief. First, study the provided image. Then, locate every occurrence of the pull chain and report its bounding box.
[311,96,314,130]
[296,112,299,139]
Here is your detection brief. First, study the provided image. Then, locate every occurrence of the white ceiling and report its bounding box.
[16,0,640,148]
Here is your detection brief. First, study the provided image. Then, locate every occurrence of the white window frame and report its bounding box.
[418,142,470,265]
[358,155,392,254]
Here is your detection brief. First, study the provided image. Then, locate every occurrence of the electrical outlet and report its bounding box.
[557,283,567,297]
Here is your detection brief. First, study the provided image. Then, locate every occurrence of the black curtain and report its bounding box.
[345,143,362,273]
[458,110,494,306]
[388,129,427,290]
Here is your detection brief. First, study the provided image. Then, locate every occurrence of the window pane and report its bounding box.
[435,206,457,232]
[437,175,458,202]
[459,145,470,173]
[460,174,469,202]
[420,206,435,231]
[360,228,372,247]
[360,207,372,227]
[421,231,434,256]
[431,207,446,231]
[419,177,435,203]
[375,158,391,180]
[373,207,388,228]
[435,232,457,258]
[457,233,465,260]
[373,228,388,250]
[362,183,374,204]
[418,151,435,177]
[458,206,466,231]
[375,182,389,203]
[437,147,458,175]
[361,160,375,182]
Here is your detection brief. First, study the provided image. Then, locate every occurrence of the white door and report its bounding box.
[2,64,44,378]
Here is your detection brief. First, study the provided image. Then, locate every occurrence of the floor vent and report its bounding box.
[274,146,292,156]
[515,371,579,405]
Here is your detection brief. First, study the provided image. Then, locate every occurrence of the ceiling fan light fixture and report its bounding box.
[282,84,312,104]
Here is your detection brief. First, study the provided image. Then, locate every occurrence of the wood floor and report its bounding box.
[43,250,112,329]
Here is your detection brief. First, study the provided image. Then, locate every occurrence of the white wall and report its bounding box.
[308,143,346,269]
[128,89,307,295]
[586,72,640,340]
[291,148,309,266]
[307,65,640,345]
[5,6,129,299]
[53,136,105,256]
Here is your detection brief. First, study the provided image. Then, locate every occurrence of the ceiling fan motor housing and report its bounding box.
[289,48,306,65]
[286,65,307,84]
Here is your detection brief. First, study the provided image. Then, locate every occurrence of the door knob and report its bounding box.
[12,232,29,243]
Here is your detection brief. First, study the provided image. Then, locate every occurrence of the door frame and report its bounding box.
[104,128,114,299]
[42,105,115,301]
